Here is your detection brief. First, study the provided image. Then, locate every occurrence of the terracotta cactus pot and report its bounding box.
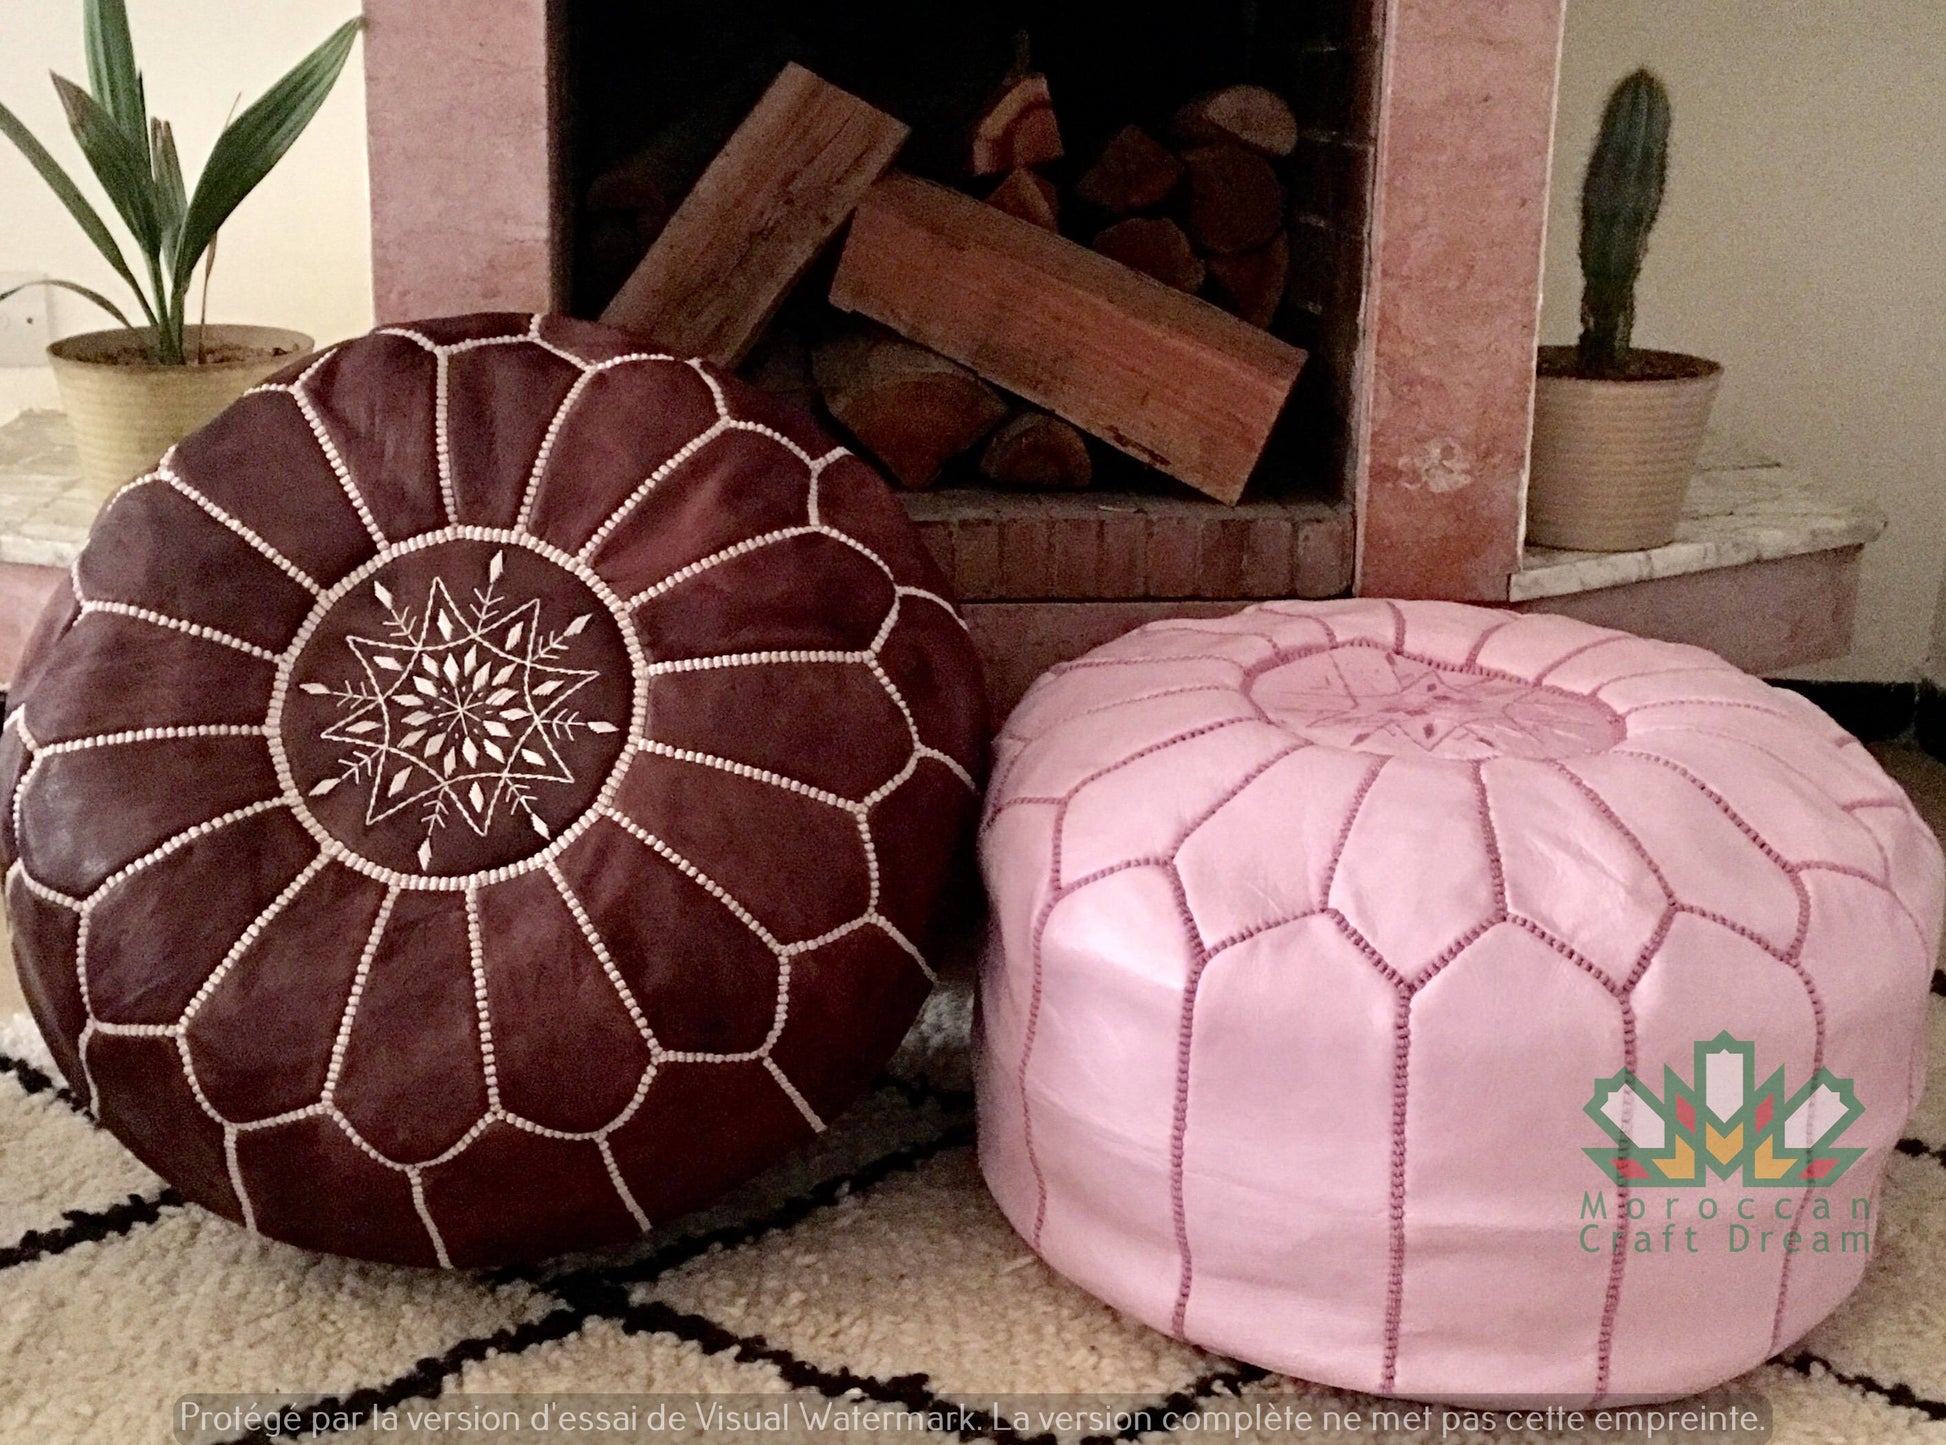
[47,324,312,502]
[1526,346,1722,552]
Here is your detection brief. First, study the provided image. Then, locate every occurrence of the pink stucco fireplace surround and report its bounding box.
[361,0,1862,709]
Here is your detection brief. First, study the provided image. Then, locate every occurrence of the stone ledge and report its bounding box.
[1513,546,1864,676]
[966,545,1868,722]
[1512,458,1883,603]
[900,488,1353,603]
[0,411,91,570]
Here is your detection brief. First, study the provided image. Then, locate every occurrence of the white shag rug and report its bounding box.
[3,978,1946,1444]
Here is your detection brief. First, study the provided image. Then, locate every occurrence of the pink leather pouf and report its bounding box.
[976,599,1942,1403]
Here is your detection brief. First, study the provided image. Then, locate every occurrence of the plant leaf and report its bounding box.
[0,277,133,330]
[0,97,151,323]
[172,17,359,291]
[83,0,146,144]
[150,118,185,267]
[51,73,159,257]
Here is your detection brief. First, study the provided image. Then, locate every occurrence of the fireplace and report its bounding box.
[361,0,1566,698]
[564,1,1367,495]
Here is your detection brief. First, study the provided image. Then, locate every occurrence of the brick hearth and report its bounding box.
[901,490,1352,603]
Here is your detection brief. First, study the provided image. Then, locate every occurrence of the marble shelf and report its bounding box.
[1511,436,1883,603]
[0,410,1887,615]
[0,411,91,570]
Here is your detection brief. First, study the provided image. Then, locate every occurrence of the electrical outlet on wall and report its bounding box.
[0,276,52,366]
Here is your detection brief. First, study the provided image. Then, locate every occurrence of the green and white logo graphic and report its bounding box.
[1585,1033,1863,1188]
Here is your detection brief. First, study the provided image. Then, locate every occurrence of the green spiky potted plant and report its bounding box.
[0,1,359,501]
[1528,70,1722,552]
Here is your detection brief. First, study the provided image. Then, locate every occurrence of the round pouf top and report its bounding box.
[1,313,987,1268]
[976,599,1942,1402]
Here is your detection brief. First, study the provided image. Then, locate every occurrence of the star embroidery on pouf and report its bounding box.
[1320,662,1513,752]
[305,551,618,870]
[1282,653,1618,760]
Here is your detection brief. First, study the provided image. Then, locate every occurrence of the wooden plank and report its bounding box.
[830,174,1306,504]
[601,64,909,367]
[1353,0,1561,600]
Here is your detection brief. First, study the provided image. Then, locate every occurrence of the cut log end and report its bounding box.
[1181,143,1286,256]
[1207,231,1291,329]
[1075,124,1185,215]
[1093,217,1206,294]
[969,73,1064,176]
[986,169,1060,232]
[979,411,1094,490]
[814,330,1008,489]
[1171,84,1299,158]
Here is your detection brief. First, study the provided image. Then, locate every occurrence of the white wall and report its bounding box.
[1543,1,1946,682]
[0,0,371,415]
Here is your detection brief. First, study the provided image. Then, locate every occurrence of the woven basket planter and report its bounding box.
[1527,346,1722,552]
[48,324,312,503]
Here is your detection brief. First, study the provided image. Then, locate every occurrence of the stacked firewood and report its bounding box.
[816,60,1097,492]
[1074,87,1296,327]
[595,64,1308,506]
[895,71,1301,492]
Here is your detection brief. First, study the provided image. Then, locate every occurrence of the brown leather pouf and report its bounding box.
[0,313,986,1267]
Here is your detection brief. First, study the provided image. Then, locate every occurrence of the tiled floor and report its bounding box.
[3,746,1944,1021]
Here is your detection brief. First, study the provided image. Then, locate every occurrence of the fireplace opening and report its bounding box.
[562,0,1376,513]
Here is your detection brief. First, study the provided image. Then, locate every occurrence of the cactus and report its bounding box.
[1576,70,1671,377]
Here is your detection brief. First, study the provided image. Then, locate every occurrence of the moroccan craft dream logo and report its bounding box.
[1579,1034,1873,1258]
[1585,1033,1863,1188]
